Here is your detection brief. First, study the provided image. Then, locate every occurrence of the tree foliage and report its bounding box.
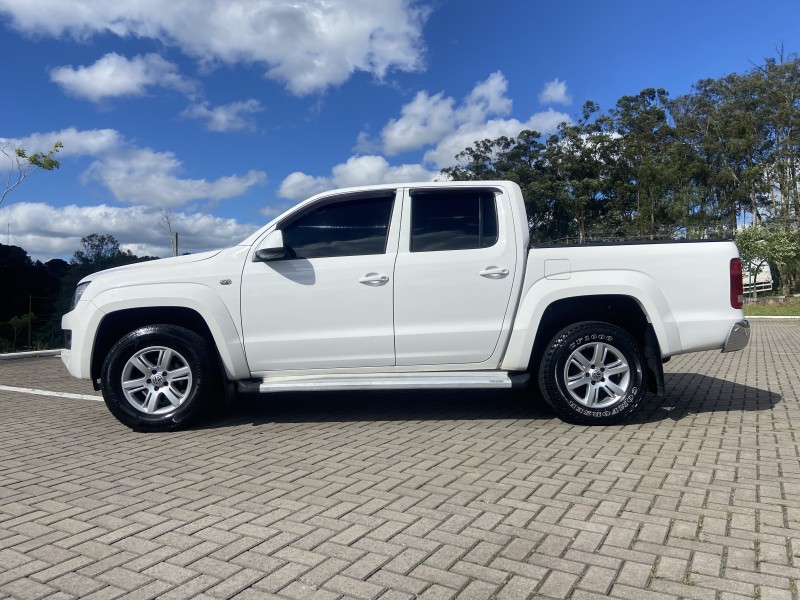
[0,141,62,207]
[71,233,134,270]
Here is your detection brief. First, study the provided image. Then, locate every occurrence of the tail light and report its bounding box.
[730,258,744,309]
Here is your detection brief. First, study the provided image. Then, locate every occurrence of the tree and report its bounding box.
[71,233,133,270]
[68,233,157,286]
[610,88,680,239]
[735,226,800,297]
[1,141,63,207]
[159,209,179,256]
[543,100,617,243]
[8,312,35,349]
[0,243,68,350]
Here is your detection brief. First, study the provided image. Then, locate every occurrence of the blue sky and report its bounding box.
[1,0,799,260]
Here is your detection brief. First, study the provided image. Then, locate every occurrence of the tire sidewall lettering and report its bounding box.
[568,334,612,351]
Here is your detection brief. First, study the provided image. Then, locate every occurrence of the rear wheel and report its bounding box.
[538,321,646,425]
[101,325,217,431]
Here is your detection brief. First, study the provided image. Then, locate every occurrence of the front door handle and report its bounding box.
[359,273,389,285]
[479,266,509,278]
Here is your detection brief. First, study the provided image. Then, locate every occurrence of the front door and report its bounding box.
[241,191,400,373]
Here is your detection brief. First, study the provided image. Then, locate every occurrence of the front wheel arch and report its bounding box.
[92,307,217,384]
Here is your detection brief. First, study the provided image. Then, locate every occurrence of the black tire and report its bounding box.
[101,325,217,431]
[538,321,647,425]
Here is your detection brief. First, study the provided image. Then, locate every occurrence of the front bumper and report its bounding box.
[61,300,104,380]
[721,320,750,353]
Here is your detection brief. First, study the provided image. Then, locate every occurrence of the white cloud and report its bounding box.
[458,70,513,122]
[353,130,381,154]
[1,128,121,157]
[539,78,572,105]
[380,72,513,157]
[278,172,329,202]
[381,91,456,155]
[278,155,436,201]
[376,71,570,168]
[83,149,267,208]
[2,127,267,208]
[0,202,259,260]
[182,99,264,132]
[50,52,197,102]
[280,72,571,200]
[423,108,570,169]
[0,0,428,95]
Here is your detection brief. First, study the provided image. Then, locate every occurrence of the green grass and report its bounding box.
[744,299,800,317]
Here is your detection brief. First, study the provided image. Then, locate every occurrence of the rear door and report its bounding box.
[393,187,519,366]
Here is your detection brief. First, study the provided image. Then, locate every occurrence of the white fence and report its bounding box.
[743,263,773,295]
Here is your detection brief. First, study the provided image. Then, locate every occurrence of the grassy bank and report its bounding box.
[744,298,800,317]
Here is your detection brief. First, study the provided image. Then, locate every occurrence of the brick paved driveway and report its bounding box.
[0,320,798,600]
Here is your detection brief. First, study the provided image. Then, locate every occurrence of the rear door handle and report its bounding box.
[359,273,389,285]
[479,267,509,278]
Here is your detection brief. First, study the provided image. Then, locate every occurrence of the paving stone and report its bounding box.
[0,578,56,600]
[278,581,341,600]
[48,571,106,596]
[537,570,579,598]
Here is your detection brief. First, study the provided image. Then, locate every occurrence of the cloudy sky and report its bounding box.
[1,0,799,260]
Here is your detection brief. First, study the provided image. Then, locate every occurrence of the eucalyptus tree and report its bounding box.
[539,101,617,243]
[609,88,679,239]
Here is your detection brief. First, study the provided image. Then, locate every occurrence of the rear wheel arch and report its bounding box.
[528,294,664,395]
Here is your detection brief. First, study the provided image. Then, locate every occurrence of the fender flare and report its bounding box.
[500,270,682,371]
[91,283,250,380]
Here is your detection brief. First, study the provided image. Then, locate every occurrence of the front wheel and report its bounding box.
[538,322,647,425]
[101,325,217,431]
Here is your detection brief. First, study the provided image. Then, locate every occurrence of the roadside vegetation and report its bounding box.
[0,236,154,352]
[744,298,800,317]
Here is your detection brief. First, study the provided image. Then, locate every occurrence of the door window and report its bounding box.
[281,195,394,259]
[410,191,498,252]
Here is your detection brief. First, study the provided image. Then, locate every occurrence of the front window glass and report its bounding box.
[281,195,394,259]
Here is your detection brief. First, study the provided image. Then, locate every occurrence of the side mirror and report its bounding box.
[253,230,286,261]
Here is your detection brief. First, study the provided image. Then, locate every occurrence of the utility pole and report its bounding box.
[28,295,32,349]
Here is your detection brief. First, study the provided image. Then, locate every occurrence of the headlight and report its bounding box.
[71,281,91,311]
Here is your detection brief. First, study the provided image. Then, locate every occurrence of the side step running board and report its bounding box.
[238,371,525,394]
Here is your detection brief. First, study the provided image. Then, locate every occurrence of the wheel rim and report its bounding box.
[120,346,193,415]
[563,341,631,409]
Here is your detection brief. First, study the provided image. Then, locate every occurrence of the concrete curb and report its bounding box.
[746,315,800,319]
[0,349,63,361]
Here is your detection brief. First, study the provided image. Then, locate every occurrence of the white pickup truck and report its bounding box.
[61,181,750,430]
